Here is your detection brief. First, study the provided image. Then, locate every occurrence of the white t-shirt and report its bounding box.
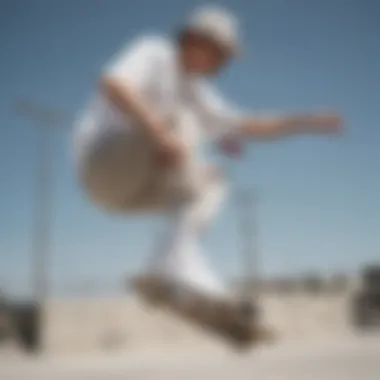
[75,35,244,158]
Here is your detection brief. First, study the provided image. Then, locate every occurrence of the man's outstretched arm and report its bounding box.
[198,85,343,141]
[238,113,343,140]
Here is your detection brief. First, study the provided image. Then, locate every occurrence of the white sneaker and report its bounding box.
[151,242,230,299]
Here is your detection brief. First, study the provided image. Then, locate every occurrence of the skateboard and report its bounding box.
[131,275,274,350]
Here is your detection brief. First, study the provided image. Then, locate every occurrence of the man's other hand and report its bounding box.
[309,113,344,134]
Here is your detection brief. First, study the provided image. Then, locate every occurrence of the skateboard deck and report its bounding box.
[131,275,274,350]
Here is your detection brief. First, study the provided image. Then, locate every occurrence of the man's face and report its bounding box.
[180,33,230,76]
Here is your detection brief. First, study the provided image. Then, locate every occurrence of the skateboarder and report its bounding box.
[73,5,342,344]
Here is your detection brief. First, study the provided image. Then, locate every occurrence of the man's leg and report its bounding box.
[149,168,228,297]
[132,166,275,348]
[79,126,154,212]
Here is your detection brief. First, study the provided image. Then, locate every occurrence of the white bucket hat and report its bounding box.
[183,5,241,57]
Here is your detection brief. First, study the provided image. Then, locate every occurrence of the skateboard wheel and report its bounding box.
[228,323,255,348]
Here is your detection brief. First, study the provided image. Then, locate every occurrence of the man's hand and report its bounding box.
[305,113,343,134]
[218,136,244,158]
[153,133,188,168]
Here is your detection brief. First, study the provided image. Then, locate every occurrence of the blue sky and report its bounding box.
[0,0,379,298]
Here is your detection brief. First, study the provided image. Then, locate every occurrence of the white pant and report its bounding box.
[76,116,229,296]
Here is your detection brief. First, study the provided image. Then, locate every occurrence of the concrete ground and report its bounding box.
[1,333,380,380]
